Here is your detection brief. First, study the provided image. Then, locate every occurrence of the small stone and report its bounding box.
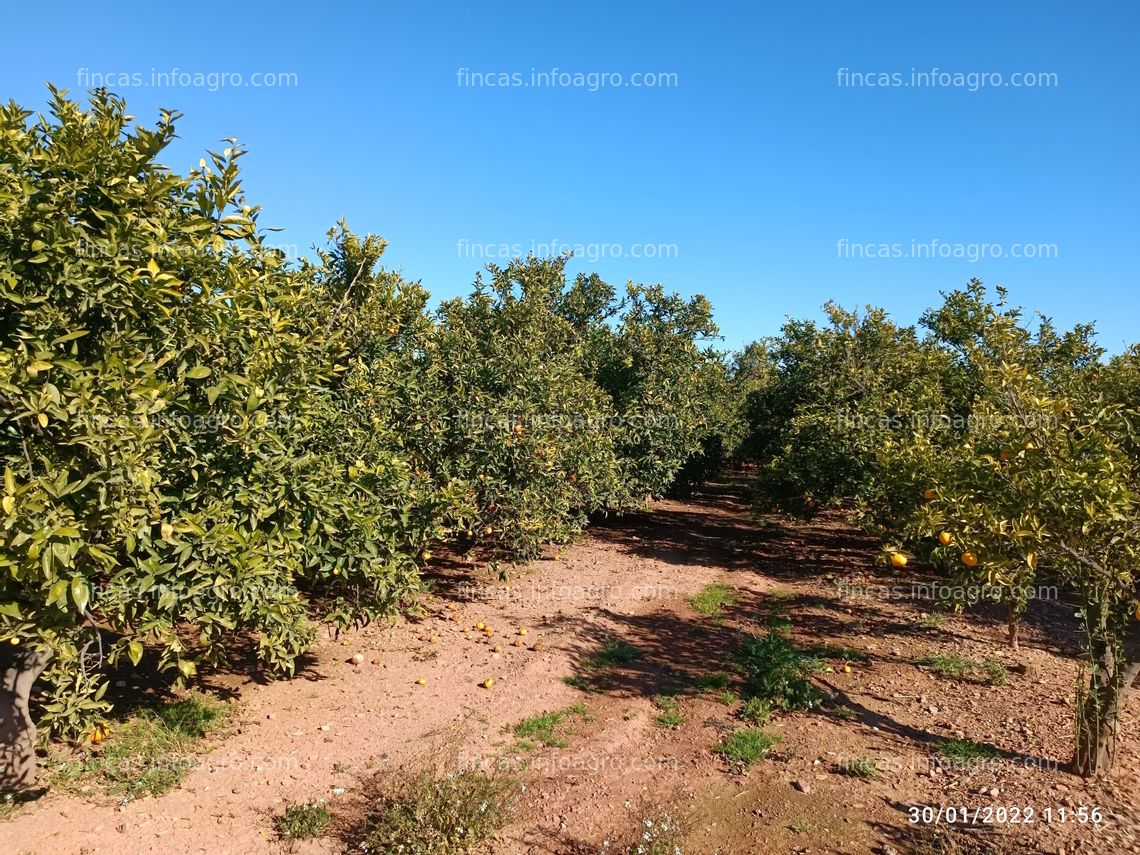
[793,779,811,794]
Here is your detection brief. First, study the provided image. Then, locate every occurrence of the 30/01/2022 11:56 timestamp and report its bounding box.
[908,805,1105,826]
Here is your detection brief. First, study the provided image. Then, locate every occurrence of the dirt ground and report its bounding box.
[4,482,1139,855]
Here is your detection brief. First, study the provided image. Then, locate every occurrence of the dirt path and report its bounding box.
[5,484,1140,854]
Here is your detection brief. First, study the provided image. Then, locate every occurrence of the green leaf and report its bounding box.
[70,577,90,613]
[46,579,69,606]
[128,640,144,666]
[186,365,212,380]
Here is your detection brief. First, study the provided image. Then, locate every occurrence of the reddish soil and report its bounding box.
[4,483,1139,854]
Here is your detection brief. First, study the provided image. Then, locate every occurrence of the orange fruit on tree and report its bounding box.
[938,531,953,546]
[922,489,936,502]
[961,551,978,567]
[890,552,908,568]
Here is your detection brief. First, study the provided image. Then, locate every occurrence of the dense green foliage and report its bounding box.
[740,280,1139,774]
[0,90,726,745]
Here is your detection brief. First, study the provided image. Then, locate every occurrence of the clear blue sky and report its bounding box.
[2,1,1137,353]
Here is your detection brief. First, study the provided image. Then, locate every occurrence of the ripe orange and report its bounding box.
[842,664,852,674]
[482,678,494,689]
[922,489,936,502]
[416,677,427,685]
[961,551,979,567]
[518,627,528,636]
[890,552,908,568]
[938,532,953,546]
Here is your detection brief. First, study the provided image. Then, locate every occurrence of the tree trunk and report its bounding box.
[1073,636,1139,777]
[0,644,51,792]
[1007,602,1020,653]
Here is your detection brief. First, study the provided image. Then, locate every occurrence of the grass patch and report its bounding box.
[832,705,858,721]
[276,801,331,841]
[653,695,684,728]
[738,697,772,725]
[690,583,737,616]
[358,767,517,854]
[566,639,641,692]
[918,653,972,679]
[44,692,228,801]
[588,639,642,669]
[691,671,731,691]
[715,728,781,771]
[737,632,822,712]
[838,756,880,779]
[511,705,588,748]
[714,690,739,706]
[763,616,793,634]
[982,657,1008,686]
[936,738,1001,765]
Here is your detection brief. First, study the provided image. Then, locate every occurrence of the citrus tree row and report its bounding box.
[0,90,727,787]
[737,281,1140,776]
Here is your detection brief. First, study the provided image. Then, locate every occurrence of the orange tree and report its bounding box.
[863,284,1133,775]
[289,225,458,627]
[885,283,1104,648]
[740,302,951,522]
[575,282,724,502]
[904,358,1138,775]
[432,256,624,558]
[0,91,446,785]
[740,282,1137,775]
